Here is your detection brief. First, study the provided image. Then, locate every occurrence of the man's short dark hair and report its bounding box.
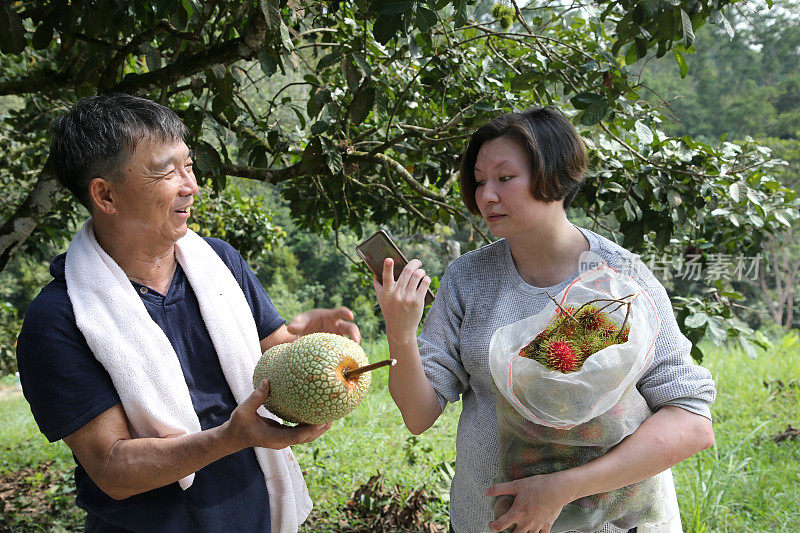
[49,93,188,210]
[459,106,588,214]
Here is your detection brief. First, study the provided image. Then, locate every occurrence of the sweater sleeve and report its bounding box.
[634,266,717,420]
[418,269,471,411]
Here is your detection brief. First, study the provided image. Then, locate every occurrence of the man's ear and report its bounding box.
[88,177,117,215]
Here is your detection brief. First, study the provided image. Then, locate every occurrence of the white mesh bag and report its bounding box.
[488,254,678,532]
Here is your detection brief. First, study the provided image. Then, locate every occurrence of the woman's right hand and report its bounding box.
[373,258,431,346]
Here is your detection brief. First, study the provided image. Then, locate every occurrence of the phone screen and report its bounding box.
[356,230,435,305]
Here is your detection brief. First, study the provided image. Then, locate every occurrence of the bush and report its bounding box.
[0,301,22,376]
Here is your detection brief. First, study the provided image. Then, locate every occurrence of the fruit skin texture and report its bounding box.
[252,333,371,424]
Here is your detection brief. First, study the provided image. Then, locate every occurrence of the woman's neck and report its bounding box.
[506,217,589,287]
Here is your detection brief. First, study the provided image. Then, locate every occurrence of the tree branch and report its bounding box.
[0,71,71,97]
[220,162,303,183]
[0,164,68,272]
[350,151,446,202]
[106,16,267,94]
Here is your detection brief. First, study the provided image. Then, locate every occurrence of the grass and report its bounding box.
[2,334,800,531]
[671,331,800,531]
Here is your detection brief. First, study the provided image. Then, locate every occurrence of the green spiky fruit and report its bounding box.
[252,333,371,424]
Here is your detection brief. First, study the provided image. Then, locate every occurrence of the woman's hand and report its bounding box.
[373,258,431,346]
[485,471,576,533]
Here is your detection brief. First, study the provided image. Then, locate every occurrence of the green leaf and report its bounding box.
[719,291,745,301]
[279,21,294,50]
[320,136,344,175]
[310,119,330,135]
[511,70,542,91]
[317,53,341,70]
[181,0,195,17]
[707,318,727,346]
[416,6,437,32]
[680,9,694,49]
[373,14,404,45]
[685,312,709,328]
[258,48,278,77]
[454,0,468,27]
[307,88,331,119]
[621,221,644,249]
[302,138,325,171]
[194,141,222,181]
[673,48,688,78]
[690,344,704,363]
[0,5,27,54]
[658,9,674,42]
[625,43,639,65]
[375,0,415,14]
[350,86,376,125]
[774,211,791,227]
[342,59,361,92]
[580,101,609,125]
[571,92,605,110]
[634,120,653,145]
[32,23,53,50]
[739,337,757,359]
[728,182,740,202]
[352,53,372,77]
[290,105,306,129]
[635,37,647,61]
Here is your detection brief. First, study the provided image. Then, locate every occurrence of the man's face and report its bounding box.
[111,137,198,249]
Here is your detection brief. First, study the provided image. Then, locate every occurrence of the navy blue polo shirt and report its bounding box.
[16,237,285,532]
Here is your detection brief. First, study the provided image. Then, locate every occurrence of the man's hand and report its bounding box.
[222,380,331,450]
[485,472,574,533]
[287,306,361,343]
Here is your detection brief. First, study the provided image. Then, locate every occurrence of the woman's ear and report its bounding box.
[88,177,117,215]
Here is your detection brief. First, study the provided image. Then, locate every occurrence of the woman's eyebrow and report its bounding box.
[475,160,518,173]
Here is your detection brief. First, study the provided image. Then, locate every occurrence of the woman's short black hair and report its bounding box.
[459,106,587,214]
[48,93,187,210]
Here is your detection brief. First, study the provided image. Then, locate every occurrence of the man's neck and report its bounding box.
[506,216,589,287]
[93,220,178,294]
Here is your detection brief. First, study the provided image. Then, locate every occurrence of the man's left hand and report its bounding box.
[287,307,361,343]
[485,472,575,533]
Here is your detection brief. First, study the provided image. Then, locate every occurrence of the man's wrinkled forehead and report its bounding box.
[150,144,193,170]
[130,135,191,170]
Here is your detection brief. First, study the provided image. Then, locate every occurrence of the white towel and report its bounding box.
[65,218,312,533]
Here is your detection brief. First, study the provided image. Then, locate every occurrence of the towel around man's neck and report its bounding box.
[65,218,311,532]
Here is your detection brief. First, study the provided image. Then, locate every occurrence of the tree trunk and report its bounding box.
[0,164,66,273]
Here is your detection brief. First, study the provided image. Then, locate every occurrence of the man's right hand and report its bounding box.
[64,380,330,500]
[222,379,331,451]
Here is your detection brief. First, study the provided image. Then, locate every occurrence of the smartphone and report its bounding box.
[356,230,435,306]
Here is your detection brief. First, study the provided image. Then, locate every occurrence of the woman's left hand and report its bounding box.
[485,471,576,533]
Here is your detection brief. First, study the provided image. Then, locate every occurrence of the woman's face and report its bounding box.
[473,135,563,239]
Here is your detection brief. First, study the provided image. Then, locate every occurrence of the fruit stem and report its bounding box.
[343,358,397,379]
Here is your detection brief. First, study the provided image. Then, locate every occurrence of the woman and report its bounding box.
[373,107,716,533]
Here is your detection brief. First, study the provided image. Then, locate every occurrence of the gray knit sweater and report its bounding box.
[418,227,716,533]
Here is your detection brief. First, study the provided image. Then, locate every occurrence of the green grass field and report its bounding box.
[1,335,799,531]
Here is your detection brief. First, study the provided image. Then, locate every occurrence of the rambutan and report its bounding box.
[519,332,545,359]
[541,337,580,373]
[575,304,606,331]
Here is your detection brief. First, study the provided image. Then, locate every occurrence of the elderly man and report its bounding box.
[16,93,357,532]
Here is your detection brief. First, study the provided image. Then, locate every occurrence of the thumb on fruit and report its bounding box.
[245,379,271,409]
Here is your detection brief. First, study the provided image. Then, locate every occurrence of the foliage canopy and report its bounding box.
[1,0,798,360]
